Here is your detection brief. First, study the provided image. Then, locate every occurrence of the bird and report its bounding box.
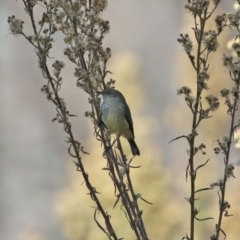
[98,88,140,156]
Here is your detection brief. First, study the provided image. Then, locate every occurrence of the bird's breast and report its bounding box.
[101,100,126,136]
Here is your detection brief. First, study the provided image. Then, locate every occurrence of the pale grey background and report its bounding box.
[0,1,235,240]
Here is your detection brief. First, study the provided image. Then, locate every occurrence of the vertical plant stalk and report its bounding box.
[188,8,208,240]
[215,69,240,239]
[177,1,224,239]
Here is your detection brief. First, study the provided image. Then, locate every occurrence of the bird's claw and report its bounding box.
[104,146,111,153]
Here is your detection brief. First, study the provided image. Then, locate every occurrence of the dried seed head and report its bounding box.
[8,16,24,35]
[205,95,220,111]
[220,88,230,97]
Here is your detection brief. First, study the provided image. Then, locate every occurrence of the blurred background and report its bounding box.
[0,1,239,239]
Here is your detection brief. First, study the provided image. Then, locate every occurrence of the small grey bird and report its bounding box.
[98,88,140,156]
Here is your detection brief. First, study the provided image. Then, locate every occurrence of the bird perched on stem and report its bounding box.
[98,88,140,156]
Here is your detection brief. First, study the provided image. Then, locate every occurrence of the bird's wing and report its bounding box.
[124,104,135,138]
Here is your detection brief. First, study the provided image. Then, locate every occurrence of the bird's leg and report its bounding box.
[99,119,107,129]
[104,135,120,153]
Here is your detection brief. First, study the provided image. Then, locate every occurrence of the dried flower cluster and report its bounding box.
[7,15,24,35]
[222,54,240,75]
[215,14,226,31]
[177,34,193,53]
[197,70,209,90]
[53,0,111,94]
[205,95,219,111]
[185,0,210,16]
[225,164,235,178]
[227,11,240,29]
[202,30,219,52]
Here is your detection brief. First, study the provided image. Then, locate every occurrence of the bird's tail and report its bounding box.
[128,139,140,156]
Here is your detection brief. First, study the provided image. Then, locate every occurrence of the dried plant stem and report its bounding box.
[21,1,119,239]
[215,78,240,239]
[188,8,208,240]
[177,1,226,239]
